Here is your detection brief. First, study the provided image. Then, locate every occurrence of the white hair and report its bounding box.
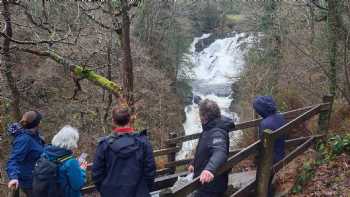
[52,125,79,150]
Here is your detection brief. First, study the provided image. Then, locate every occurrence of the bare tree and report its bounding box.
[120,0,134,107]
[1,0,21,120]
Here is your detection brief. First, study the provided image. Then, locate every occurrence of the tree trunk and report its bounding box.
[1,0,21,121]
[263,0,281,96]
[328,0,338,96]
[120,0,134,108]
[344,31,350,105]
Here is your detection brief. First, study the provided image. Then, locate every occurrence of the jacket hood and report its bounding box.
[203,116,235,132]
[43,145,72,161]
[253,96,277,118]
[8,124,41,139]
[108,134,140,158]
[7,122,23,137]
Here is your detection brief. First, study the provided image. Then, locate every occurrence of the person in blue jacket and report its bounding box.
[253,96,286,196]
[92,106,156,197]
[40,125,87,197]
[7,111,45,197]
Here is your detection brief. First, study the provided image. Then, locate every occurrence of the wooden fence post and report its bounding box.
[256,129,275,197]
[318,95,334,135]
[167,132,177,174]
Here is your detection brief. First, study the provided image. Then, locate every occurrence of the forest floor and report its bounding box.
[275,150,350,197]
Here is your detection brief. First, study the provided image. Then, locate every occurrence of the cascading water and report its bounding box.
[176,32,251,160]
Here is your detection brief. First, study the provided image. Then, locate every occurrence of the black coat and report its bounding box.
[92,131,156,197]
[193,116,234,194]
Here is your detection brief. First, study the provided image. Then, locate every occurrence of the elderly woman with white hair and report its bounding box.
[36,125,87,197]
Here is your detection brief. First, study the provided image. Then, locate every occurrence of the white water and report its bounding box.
[176,32,251,160]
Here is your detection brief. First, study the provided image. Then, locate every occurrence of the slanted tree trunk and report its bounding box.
[120,0,134,108]
[328,0,338,96]
[1,0,21,120]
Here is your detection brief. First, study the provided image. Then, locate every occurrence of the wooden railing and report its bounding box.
[2,96,326,197]
[7,96,333,197]
[156,101,331,173]
[158,96,333,197]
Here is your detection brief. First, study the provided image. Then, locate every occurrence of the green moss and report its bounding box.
[73,65,123,96]
[46,50,123,97]
[225,14,243,23]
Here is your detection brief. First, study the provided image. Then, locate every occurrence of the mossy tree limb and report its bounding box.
[17,48,123,97]
[47,50,123,97]
[73,66,123,97]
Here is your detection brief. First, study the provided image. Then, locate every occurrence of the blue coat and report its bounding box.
[92,130,156,197]
[7,129,45,189]
[42,145,86,197]
[253,96,286,163]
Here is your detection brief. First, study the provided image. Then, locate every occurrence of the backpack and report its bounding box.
[32,154,73,197]
[105,132,146,185]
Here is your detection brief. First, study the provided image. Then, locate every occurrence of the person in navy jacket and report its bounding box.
[253,96,286,163]
[92,106,156,197]
[7,111,45,197]
[253,96,286,196]
[40,125,86,197]
[188,99,235,197]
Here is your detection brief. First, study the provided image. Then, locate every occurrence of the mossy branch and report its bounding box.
[16,48,123,97]
[73,66,123,96]
[47,50,123,97]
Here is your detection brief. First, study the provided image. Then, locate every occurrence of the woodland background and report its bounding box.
[0,0,349,195]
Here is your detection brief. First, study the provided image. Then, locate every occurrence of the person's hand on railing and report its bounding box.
[187,165,194,173]
[199,170,214,184]
[7,179,19,189]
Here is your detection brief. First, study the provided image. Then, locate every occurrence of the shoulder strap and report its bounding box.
[56,154,73,163]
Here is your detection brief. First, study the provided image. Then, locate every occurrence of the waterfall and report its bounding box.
[176,32,251,160]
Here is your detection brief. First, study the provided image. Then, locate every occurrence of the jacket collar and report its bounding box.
[113,127,134,134]
[202,118,220,132]
[23,128,39,137]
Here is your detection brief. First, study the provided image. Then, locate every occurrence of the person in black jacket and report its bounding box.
[188,99,235,197]
[92,106,156,197]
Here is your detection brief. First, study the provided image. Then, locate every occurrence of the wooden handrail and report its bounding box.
[153,147,180,157]
[158,134,321,170]
[232,135,322,197]
[166,104,330,144]
[171,140,260,196]
[268,104,327,140]
[272,136,318,172]
[231,179,256,197]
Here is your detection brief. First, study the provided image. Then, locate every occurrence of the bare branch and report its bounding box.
[0,31,73,46]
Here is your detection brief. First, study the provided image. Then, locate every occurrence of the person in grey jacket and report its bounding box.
[188,99,235,197]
